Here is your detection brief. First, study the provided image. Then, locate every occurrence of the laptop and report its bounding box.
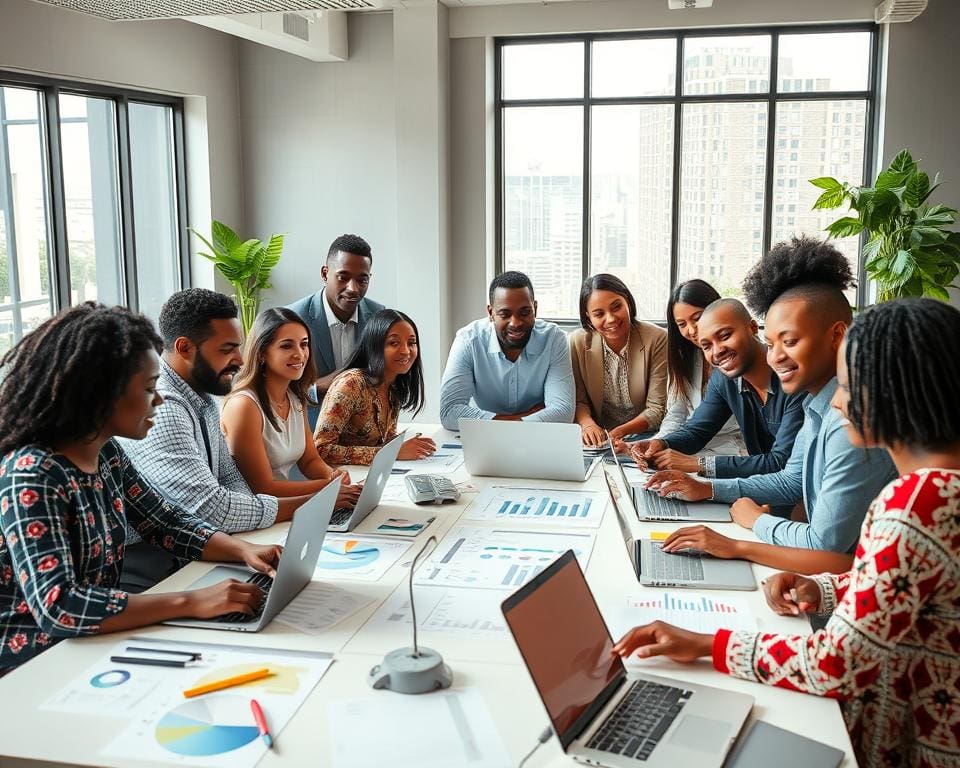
[328,431,405,532]
[607,435,731,523]
[459,419,601,482]
[502,551,753,768]
[165,478,339,632]
[603,468,756,591]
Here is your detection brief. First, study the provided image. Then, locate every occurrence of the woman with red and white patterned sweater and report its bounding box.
[614,298,960,768]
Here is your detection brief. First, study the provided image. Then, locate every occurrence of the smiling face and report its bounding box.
[586,289,632,347]
[189,318,244,396]
[322,250,372,321]
[262,322,310,383]
[697,304,759,379]
[764,297,845,395]
[488,286,537,352]
[102,349,164,440]
[383,320,418,380]
[672,301,707,346]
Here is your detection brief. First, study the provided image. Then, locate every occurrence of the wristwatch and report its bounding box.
[697,456,707,476]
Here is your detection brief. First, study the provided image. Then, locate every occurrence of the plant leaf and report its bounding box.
[875,169,908,191]
[212,221,242,259]
[922,282,951,302]
[888,149,915,174]
[890,249,915,278]
[809,176,842,191]
[903,171,930,208]
[813,187,847,210]
[825,217,864,239]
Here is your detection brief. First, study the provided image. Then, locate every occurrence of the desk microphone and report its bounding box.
[367,535,453,694]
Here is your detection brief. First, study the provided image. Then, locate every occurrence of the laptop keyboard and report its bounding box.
[329,507,352,528]
[212,571,274,624]
[649,546,705,582]
[638,491,689,518]
[586,679,692,761]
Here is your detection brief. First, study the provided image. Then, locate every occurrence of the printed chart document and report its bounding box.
[279,533,412,582]
[274,582,373,635]
[464,485,606,528]
[603,591,758,639]
[393,446,464,474]
[414,526,596,591]
[367,586,508,640]
[328,688,510,768]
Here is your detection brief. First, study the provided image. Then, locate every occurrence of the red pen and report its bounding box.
[250,699,273,748]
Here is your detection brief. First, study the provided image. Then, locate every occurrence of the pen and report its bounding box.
[125,646,201,660]
[111,655,190,668]
[182,668,273,698]
[250,699,273,748]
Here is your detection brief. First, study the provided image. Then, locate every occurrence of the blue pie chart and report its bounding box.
[319,540,380,570]
[90,670,130,688]
[155,696,260,757]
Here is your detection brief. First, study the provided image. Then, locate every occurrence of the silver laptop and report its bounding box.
[502,551,753,768]
[603,468,756,591]
[165,479,339,632]
[607,435,730,523]
[328,431,405,532]
[459,419,601,482]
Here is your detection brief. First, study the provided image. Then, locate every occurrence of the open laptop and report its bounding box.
[165,478,339,632]
[459,420,601,482]
[607,435,731,523]
[502,550,753,768]
[328,431,405,532]
[603,468,756,591]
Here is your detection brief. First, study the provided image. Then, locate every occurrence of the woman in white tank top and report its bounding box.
[221,308,362,508]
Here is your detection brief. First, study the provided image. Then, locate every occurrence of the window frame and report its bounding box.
[0,70,190,324]
[495,23,881,321]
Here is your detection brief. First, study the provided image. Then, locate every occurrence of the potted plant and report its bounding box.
[190,221,284,333]
[811,149,960,302]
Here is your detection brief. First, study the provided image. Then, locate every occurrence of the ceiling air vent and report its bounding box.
[282,11,309,40]
[875,0,927,23]
[26,0,380,21]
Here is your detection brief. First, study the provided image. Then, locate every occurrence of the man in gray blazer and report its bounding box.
[287,233,385,399]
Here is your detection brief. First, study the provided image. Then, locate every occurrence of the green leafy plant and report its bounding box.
[190,221,284,333]
[811,149,960,302]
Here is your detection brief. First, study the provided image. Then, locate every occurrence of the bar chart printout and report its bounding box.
[609,591,757,635]
[465,486,605,529]
[413,527,596,591]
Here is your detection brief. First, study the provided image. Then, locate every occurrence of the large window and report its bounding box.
[497,26,877,320]
[0,74,188,354]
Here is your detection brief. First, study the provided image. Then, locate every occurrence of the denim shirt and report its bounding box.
[662,368,806,478]
[711,378,897,552]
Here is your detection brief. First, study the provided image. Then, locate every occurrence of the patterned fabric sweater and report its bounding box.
[713,469,960,768]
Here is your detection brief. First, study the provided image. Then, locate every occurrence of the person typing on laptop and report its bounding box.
[0,304,281,674]
[645,239,895,574]
[439,271,575,430]
[614,298,960,768]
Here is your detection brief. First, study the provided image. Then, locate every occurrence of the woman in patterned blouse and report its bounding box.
[613,298,960,768]
[0,304,283,672]
[314,309,437,465]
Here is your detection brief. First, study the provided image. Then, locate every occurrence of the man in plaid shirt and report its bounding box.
[120,289,316,591]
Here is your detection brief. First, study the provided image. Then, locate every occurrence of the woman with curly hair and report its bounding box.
[616,297,960,768]
[0,304,282,672]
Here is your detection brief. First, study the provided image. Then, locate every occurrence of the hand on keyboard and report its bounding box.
[659,525,741,560]
[181,578,266,621]
[644,470,712,502]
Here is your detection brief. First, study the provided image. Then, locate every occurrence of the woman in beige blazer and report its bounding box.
[569,274,668,447]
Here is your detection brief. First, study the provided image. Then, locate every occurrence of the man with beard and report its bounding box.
[439,271,574,431]
[119,289,317,592]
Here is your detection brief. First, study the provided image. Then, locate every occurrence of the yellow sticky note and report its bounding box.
[649,531,671,541]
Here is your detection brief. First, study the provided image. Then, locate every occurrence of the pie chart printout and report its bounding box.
[319,539,380,570]
[155,696,259,757]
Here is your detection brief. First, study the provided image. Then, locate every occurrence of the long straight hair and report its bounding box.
[666,279,721,408]
[578,273,639,332]
[343,309,425,417]
[230,307,318,432]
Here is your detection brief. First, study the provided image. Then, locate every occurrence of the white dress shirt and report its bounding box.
[322,294,360,370]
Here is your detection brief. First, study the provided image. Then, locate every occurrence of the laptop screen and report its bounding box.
[501,551,625,748]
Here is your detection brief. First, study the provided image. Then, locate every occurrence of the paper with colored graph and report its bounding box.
[274,582,373,635]
[413,526,596,591]
[314,535,412,582]
[367,586,509,640]
[603,591,757,639]
[464,485,606,528]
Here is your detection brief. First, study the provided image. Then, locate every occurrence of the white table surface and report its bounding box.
[0,426,856,768]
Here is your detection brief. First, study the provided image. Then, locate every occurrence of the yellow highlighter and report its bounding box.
[649,531,671,542]
[182,667,273,698]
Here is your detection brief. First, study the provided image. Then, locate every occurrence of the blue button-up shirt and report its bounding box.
[439,318,575,431]
[663,367,806,478]
[711,378,897,552]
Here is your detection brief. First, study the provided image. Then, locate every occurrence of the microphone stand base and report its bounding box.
[367,647,453,694]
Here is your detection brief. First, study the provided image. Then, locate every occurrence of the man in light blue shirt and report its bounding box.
[439,271,575,431]
[647,238,896,572]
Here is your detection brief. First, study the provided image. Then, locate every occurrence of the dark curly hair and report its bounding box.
[845,298,960,451]
[327,234,372,263]
[741,236,855,321]
[158,288,237,351]
[0,303,163,454]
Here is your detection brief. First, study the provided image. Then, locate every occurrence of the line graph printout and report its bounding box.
[367,587,508,639]
[464,486,605,528]
[413,526,596,591]
[603,591,757,638]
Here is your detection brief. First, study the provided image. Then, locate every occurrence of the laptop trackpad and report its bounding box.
[669,715,731,753]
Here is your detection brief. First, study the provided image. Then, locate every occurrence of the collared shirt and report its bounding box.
[711,378,897,552]
[662,367,806,478]
[439,318,575,431]
[322,294,359,370]
[119,359,278,535]
[600,338,634,430]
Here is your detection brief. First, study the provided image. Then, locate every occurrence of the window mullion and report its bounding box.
[116,96,139,311]
[0,91,25,340]
[669,34,684,292]
[43,86,71,312]
[582,40,591,290]
[762,33,780,260]
[172,104,190,289]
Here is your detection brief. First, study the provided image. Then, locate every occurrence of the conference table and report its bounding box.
[0,426,855,768]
